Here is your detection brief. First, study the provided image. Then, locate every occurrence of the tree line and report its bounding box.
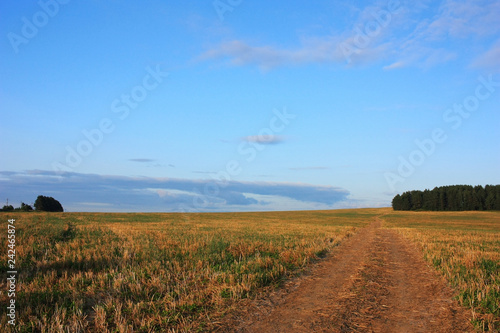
[392,185,500,211]
[1,195,63,212]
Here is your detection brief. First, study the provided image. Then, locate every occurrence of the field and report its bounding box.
[383,210,500,331]
[0,208,499,332]
[0,209,375,332]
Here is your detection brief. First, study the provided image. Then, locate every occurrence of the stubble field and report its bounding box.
[0,208,498,332]
[383,210,500,331]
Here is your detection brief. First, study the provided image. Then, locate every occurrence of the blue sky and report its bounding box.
[1,0,499,212]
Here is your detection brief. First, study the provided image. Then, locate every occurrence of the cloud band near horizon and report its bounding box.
[0,170,350,212]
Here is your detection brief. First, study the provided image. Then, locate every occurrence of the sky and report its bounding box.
[0,0,499,212]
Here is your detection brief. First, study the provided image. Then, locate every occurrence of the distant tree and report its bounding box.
[392,194,402,210]
[473,185,485,210]
[495,185,500,210]
[485,190,496,210]
[448,186,460,211]
[400,191,412,210]
[410,190,423,210]
[422,189,432,210]
[438,187,448,211]
[34,195,63,212]
[425,189,439,211]
[20,202,34,211]
[392,185,499,211]
[462,187,474,211]
[1,205,14,212]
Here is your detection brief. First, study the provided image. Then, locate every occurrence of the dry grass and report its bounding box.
[0,209,377,332]
[3,208,497,331]
[382,210,500,331]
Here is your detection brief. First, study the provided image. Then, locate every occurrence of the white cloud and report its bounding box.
[242,135,285,145]
[383,61,405,70]
[201,0,500,70]
[200,39,345,70]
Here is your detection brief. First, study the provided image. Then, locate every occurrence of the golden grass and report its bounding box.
[2,208,498,331]
[0,209,378,332]
[382,210,500,331]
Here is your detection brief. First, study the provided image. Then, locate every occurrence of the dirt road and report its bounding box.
[218,216,473,332]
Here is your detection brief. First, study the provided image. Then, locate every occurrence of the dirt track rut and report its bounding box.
[219,216,473,332]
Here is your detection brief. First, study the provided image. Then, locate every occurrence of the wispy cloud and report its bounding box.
[201,0,500,70]
[289,166,330,171]
[471,38,500,72]
[129,158,156,163]
[423,0,500,39]
[200,2,399,69]
[0,170,350,212]
[383,61,405,70]
[128,159,175,168]
[201,39,346,70]
[242,135,285,145]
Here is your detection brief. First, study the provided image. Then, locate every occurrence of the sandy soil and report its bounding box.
[216,216,474,332]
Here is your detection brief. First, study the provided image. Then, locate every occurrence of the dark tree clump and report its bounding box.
[18,202,34,211]
[1,205,14,212]
[392,185,500,211]
[34,195,64,212]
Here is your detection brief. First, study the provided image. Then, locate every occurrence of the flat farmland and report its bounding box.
[0,209,375,332]
[383,210,500,332]
[0,208,498,332]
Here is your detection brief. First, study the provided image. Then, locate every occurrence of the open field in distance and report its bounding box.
[0,208,499,332]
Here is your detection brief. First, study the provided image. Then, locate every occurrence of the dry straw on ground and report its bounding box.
[0,208,498,332]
